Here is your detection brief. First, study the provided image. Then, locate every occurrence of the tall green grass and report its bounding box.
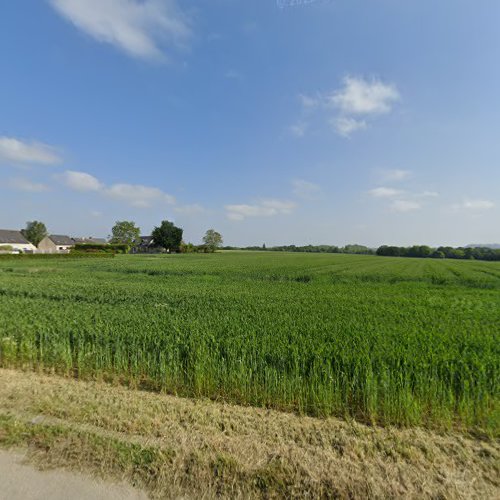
[0,252,498,432]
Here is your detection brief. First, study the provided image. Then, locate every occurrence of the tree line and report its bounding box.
[224,242,500,261]
[376,245,500,261]
[223,244,375,255]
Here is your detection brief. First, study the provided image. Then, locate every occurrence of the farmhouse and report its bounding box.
[38,234,74,253]
[132,236,164,253]
[0,229,37,253]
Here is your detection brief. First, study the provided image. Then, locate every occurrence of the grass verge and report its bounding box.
[0,369,498,499]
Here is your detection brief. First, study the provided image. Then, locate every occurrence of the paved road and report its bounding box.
[0,450,148,500]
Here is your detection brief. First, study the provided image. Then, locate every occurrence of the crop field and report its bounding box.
[0,252,498,433]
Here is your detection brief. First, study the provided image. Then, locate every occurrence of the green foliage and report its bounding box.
[110,221,141,246]
[0,252,498,432]
[151,220,183,253]
[377,245,500,261]
[202,229,223,252]
[0,245,14,252]
[73,243,127,254]
[0,252,114,260]
[21,220,47,246]
[180,242,196,253]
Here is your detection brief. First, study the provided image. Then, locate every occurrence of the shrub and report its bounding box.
[73,243,128,254]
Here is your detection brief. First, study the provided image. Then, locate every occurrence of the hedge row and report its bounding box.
[73,243,128,254]
[0,252,115,260]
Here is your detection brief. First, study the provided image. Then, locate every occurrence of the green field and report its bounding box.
[0,252,498,432]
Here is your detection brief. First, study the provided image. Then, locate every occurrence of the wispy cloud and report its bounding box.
[293,76,400,138]
[58,170,175,208]
[462,199,495,211]
[59,170,103,192]
[331,117,367,137]
[299,93,320,109]
[369,182,438,212]
[8,178,50,192]
[288,122,308,138]
[390,200,421,212]
[368,187,403,198]
[49,0,192,61]
[0,136,62,165]
[225,200,296,221]
[105,183,176,208]
[292,179,321,200]
[328,76,400,115]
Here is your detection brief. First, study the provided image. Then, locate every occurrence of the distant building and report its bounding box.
[38,235,74,253]
[0,229,37,253]
[132,236,164,253]
[73,237,107,245]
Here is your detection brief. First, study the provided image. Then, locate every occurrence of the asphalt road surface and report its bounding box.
[0,449,148,500]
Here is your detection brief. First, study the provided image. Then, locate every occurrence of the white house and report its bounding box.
[38,234,74,253]
[0,229,37,253]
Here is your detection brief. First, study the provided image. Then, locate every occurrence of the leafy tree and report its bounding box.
[110,220,140,246]
[431,250,445,259]
[202,229,223,252]
[151,220,183,253]
[21,221,47,246]
[180,242,196,253]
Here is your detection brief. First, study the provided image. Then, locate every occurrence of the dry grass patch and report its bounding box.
[0,369,498,499]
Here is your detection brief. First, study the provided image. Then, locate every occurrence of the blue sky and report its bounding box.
[0,0,499,247]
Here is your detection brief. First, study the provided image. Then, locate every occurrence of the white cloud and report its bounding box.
[289,122,308,138]
[8,178,50,192]
[60,170,103,192]
[390,200,421,212]
[332,117,367,138]
[329,76,400,115]
[368,187,403,198]
[59,170,176,208]
[225,200,296,221]
[294,76,400,138]
[105,183,175,208]
[0,137,62,165]
[292,179,321,200]
[174,204,206,215]
[49,0,191,60]
[380,169,412,182]
[463,199,495,210]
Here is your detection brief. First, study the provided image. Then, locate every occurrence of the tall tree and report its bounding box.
[151,220,183,253]
[110,221,140,246]
[202,229,223,252]
[21,221,47,246]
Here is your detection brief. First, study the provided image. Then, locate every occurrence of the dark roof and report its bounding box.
[49,234,74,246]
[137,236,154,246]
[0,229,31,245]
[73,237,107,245]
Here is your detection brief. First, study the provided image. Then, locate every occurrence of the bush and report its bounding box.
[73,243,128,254]
[180,242,196,253]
